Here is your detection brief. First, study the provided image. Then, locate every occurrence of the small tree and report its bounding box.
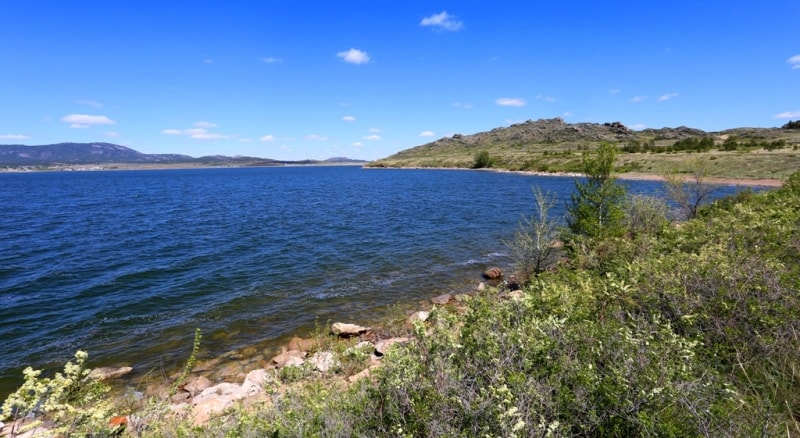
[472,150,493,169]
[566,142,627,239]
[664,159,718,220]
[504,187,560,280]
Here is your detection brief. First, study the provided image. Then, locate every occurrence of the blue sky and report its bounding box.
[1,1,798,161]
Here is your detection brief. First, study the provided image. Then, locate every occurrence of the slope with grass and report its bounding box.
[367,118,800,181]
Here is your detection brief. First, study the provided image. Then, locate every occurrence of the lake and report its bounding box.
[0,166,752,397]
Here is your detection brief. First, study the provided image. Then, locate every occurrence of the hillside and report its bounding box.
[0,142,364,168]
[368,118,800,180]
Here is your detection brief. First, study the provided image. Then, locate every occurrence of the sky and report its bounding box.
[1,1,798,161]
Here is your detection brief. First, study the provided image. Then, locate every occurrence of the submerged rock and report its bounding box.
[483,267,503,280]
[88,366,133,381]
[430,293,452,305]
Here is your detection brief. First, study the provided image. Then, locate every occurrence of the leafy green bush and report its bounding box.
[472,150,494,168]
[566,142,627,239]
[1,351,115,436]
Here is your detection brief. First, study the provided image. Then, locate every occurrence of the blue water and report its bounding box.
[0,166,753,397]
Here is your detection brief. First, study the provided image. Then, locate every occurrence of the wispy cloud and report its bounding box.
[562,112,574,118]
[62,114,116,128]
[0,134,30,140]
[420,11,463,31]
[337,48,370,64]
[609,89,621,95]
[419,131,435,137]
[259,134,275,142]
[496,98,526,107]
[307,134,328,141]
[452,102,473,109]
[104,131,119,138]
[630,123,647,130]
[363,134,381,141]
[368,128,380,133]
[77,99,103,108]
[161,121,230,140]
[262,57,282,64]
[352,142,363,147]
[788,54,800,69]
[342,115,356,122]
[774,111,800,119]
[628,96,647,103]
[536,95,556,103]
[658,93,679,102]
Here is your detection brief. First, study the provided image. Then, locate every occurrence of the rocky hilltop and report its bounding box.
[385,118,720,160]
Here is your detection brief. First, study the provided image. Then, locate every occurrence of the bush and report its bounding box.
[1,351,115,437]
[472,150,494,168]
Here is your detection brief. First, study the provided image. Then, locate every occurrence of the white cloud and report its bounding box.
[368,128,380,133]
[190,132,229,140]
[262,57,282,64]
[337,48,370,64]
[185,128,208,136]
[609,89,621,95]
[62,114,116,126]
[162,123,230,140]
[419,131,435,137]
[77,99,103,108]
[628,96,647,103]
[259,134,275,141]
[0,134,30,140]
[630,124,647,130]
[496,98,526,107]
[774,111,800,119]
[536,95,556,103]
[562,112,574,117]
[307,134,328,141]
[342,115,356,122]
[363,134,381,141]
[788,54,800,69]
[658,93,679,102]
[352,142,363,147]
[452,102,473,109]
[420,11,463,31]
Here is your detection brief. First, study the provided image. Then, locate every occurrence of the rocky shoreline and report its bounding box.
[0,265,509,436]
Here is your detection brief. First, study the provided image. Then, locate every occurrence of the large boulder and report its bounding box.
[309,351,340,373]
[330,322,370,337]
[270,350,306,369]
[375,337,411,356]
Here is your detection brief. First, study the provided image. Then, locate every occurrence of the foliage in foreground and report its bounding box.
[5,173,799,437]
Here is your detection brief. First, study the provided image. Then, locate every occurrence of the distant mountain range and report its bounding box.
[0,142,366,166]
